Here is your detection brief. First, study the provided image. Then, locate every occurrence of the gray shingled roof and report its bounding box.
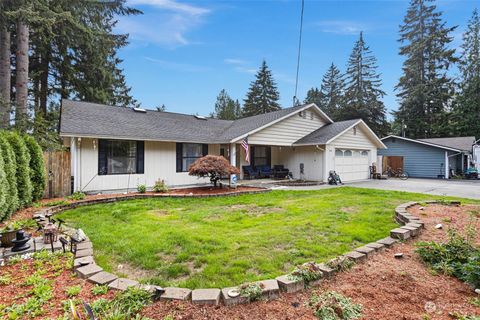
[60,100,320,144]
[293,119,360,145]
[419,137,476,153]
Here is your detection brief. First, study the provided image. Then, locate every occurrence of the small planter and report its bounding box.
[1,230,19,248]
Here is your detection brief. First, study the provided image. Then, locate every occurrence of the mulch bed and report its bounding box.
[1,186,266,226]
[141,204,480,320]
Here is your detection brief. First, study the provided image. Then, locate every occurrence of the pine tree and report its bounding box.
[214,89,238,120]
[305,63,345,119]
[0,132,19,216]
[339,32,389,136]
[243,60,281,117]
[234,99,242,119]
[0,1,11,129]
[394,0,457,138]
[453,8,480,138]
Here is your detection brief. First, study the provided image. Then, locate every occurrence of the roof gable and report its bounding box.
[418,137,475,152]
[381,135,462,152]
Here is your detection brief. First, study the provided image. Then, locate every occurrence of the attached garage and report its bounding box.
[334,149,370,181]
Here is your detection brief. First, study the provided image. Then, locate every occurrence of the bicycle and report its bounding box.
[383,166,409,180]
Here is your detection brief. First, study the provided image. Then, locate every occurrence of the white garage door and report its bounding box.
[334,149,370,181]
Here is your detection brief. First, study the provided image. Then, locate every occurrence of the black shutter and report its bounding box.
[251,146,256,168]
[136,141,144,174]
[266,147,271,167]
[98,139,108,175]
[202,144,208,156]
[176,143,182,172]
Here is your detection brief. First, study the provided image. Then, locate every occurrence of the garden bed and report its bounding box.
[273,180,324,187]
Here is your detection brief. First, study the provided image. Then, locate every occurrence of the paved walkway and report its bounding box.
[242,178,480,200]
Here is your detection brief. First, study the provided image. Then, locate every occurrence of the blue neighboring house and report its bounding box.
[379,135,476,179]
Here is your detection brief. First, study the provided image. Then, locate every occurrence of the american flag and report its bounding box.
[241,136,249,163]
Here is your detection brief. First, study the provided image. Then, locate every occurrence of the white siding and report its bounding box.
[77,138,220,192]
[248,108,327,146]
[274,146,323,181]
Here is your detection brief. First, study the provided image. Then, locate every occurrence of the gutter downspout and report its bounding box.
[444,151,449,179]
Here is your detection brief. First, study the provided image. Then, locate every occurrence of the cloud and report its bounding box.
[314,20,367,35]
[119,0,210,48]
[224,58,247,65]
[223,58,257,74]
[144,56,210,72]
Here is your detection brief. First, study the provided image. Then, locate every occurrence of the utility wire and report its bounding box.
[293,0,305,106]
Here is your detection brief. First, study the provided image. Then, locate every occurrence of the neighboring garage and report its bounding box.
[378,135,473,179]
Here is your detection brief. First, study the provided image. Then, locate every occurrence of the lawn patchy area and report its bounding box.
[57,187,454,289]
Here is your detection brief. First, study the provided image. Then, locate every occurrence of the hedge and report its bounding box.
[5,131,32,208]
[0,133,19,217]
[23,135,46,201]
[0,148,7,221]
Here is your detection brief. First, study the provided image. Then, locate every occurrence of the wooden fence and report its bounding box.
[43,151,71,199]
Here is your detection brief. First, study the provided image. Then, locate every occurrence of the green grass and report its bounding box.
[57,187,469,289]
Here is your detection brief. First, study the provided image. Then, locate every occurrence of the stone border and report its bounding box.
[36,198,461,305]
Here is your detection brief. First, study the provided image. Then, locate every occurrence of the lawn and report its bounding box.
[57,187,456,289]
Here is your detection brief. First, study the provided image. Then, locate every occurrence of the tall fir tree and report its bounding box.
[339,32,389,136]
[453,8,480,139]
[305,63,344,119]
[394,0,457,138]
[234,99,242,119]
[243,60,281,117]
[214,89,238,120]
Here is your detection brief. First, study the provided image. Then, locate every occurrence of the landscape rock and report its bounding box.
[160,287,192,301]
[88,271,117,285]
[317,263,335,278]
[191,288,221,305]
[221,287,248,306]
[355,246,375,257]
[345,251,367,262]
[76,263,102,279]
[394,253,404,259]
[259,279,280,300]
[75,248,93,258]
[276,275,304,293]
[74,256,95,269]
[435,224,443,229]
[108,278,139,291]
[390,228,411,240]
[365,242,385,251]
[377,237,398,247]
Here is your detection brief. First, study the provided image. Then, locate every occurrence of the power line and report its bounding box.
[293,0,305,106]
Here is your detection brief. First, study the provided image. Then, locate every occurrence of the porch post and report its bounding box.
[230,143,237,187]
[445,151,449,179]
[70,137,78,192]
[322,145,330,183]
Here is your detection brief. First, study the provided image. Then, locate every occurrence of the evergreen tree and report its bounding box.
[5,131,31,208]
[339,32,389,136]
[453,8,480,138]
[394,0,457,138]
[305,63,345,119]
[0,132,18,216]
[23,134,46,201]
[234,99,242,119]
[243,60,281,117]
[214,89,238,120]
[0,144,7,221]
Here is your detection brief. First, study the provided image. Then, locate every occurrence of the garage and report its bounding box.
[334,149,370,181]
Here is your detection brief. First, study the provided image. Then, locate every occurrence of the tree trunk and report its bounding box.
[39,49,49,116]
[0,25,11,128]
[15,20,29,127]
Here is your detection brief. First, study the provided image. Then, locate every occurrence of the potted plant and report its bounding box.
[0,222,22,248]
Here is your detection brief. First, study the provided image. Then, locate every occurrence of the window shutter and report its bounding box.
[136,141,145,174]
[266,147,271,167]
[251,147,256,168]
[98,139,108,175]
[202,144,208,156]
[176,143,182,172]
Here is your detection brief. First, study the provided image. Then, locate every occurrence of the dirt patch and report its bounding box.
[228,204,284,216]
[141,203,480,320]
[116,261,158,280]
[340,206,358,214]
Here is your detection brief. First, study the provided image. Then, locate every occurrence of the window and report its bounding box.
[344,150,353,157]
[335,149,344,156]
[98,140,144,175]
[361,150,369,156]
[252,146,271,167]
[176,143,208,172]
[353,126,357,135]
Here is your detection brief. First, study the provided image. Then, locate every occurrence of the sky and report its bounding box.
[116,0,479,117]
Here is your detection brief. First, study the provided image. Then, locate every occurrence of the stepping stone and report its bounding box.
[390,228,411,240]
[317,263,335,279]
[76,264,102,279]
[74,256,95,269]
[259,279,280,300]
[76,241,93,250]
[406,222,423,229]
[345,251,367,263]
[408,219,424,227]
[355,246,375,257]
[221,287,248,306]
[88,271,117,285]
[75,248,93,258]
[108,278,139,291]
[191,288,221,305]
[377,237,398,247]
[160,287,192,301]
[276,275,304,293]
[400,225,420,237]
[365,242,385,251]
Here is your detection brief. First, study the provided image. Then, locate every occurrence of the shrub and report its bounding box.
[239,282,264,302]
[0,133,19,217]
[23,135,46,202]
[289,262,324,284]
[153,179,168,193]
[0,148,7,221]
[5,131,32,207]
[188,155,240,187]
[137,184,146,193]
[307,291,362,320]
[67,191,86,201]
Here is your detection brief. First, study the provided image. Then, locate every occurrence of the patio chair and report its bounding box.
[273,165,290,179]
[242,165,259,179]
[257,165,273,178]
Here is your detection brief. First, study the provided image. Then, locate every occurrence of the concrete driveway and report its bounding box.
[347,178,480,199]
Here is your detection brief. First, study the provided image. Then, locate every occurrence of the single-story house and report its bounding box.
[378,135,476,179]
[59,100,386,193]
